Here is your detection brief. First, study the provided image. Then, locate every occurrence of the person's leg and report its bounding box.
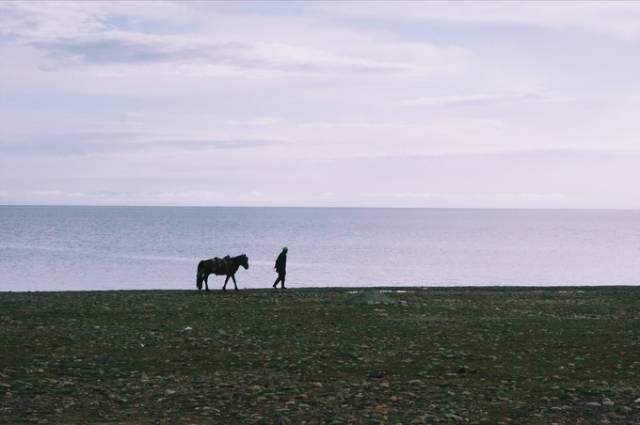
[273,276,281,288]
[280,273,286,289]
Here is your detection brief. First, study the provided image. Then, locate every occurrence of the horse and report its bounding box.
[196,254,249,291]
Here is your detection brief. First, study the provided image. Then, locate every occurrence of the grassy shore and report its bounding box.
[1,287,640,424]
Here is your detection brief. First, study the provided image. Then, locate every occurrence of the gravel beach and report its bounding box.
[1,287,639,424]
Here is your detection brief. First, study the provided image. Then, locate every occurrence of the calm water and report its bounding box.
[1,206,639,291]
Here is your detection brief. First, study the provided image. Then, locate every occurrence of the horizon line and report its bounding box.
[2,203,640,212]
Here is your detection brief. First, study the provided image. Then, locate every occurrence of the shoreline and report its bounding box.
[2,284,639,294]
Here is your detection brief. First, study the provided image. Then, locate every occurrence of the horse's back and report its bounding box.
[206,257,229,275]
[198,255,241,276]
[197,258,217,273]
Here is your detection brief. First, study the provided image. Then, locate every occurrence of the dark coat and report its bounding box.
[275,251,287,274]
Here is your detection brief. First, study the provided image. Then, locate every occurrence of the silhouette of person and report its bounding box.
[273,247,288,289]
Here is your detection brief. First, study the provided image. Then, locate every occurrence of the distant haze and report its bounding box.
[1,1,640,208]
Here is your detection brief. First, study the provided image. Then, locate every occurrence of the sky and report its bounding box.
[1,1,640,208]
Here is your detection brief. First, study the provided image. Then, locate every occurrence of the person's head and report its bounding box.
[282,247,288,253]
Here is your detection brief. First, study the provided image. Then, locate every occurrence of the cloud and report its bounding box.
[32,189,85,198]
[0,2,462,77]
[33,38,179,64]
[19,32,415,76]
[0,4,406,74]
[397,92,569,107]
[229,117,283,126]
[341,147,640,161]
[46,39,409,74]
[17,188,272,207]
[0,133,280,156]
[498,192,566,201]
[362,191,433,199]
[316,2,640,40]
[395,192,433,199]
[27,32,261,69]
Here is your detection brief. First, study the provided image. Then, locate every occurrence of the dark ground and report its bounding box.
[1,287,640,424]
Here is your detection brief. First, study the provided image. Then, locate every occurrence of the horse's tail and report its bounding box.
[196,260,205,290]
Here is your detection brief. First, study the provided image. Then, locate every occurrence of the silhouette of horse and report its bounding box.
[196,254,249,291]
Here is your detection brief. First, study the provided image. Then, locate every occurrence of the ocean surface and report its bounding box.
[1,206,639,291]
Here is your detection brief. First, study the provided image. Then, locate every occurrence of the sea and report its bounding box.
[1,206,639,291]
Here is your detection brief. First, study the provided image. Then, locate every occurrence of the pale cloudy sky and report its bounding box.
[1,1,640,208]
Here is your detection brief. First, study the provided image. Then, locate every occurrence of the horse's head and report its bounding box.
[240,254,249,270]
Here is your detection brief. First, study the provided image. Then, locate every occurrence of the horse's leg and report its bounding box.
[223,275,230,291]
[204,274,210,291]
[231,274,238,291]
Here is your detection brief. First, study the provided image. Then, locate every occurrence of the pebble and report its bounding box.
[446,413,464,421]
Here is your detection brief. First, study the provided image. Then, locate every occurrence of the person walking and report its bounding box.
[273,247,288,289]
